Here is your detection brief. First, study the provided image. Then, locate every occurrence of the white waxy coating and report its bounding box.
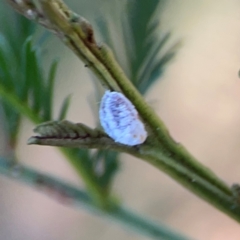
[99,91,147,146]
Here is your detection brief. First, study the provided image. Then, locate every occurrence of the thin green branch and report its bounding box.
[27,120,240,222]
[0,157,190,240]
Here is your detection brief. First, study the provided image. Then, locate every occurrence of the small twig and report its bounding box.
[28,121,240,222]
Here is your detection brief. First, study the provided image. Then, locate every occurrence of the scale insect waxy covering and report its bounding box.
[99,91,147,146]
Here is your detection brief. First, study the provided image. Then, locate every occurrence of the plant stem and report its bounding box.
[27,131,240,222]
[0,157,190,240]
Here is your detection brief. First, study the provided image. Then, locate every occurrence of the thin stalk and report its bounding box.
[27,133,240,222]
[0,157,191,240]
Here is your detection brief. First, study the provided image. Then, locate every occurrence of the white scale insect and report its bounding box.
[99,90,147,146]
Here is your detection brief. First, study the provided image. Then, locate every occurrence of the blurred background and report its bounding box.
[1,0,240,239]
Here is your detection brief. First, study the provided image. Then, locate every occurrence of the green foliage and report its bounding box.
[70,148,119,194]
[94,149,119,191]
[97,0,176,94]
[2,14,35,60]
[0,14,69,145]
[0,14,35,144]
[58,94,71,120]
[0,0,177,204]
[0,10,118,198]
[3,1,239,239]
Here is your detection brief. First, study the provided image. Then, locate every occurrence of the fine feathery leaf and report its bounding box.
[43,59,59,120]
[0,34,21,142]
[67,148,119,195]
[0,13,37,144]
[124,0,176,94]
[92,149,119,191]
[57,94,71,120]
[0,27,60,142]
[2,13,35,61]
[137,32,175,93]
[0,34,16,89]
[97,0,177,95]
